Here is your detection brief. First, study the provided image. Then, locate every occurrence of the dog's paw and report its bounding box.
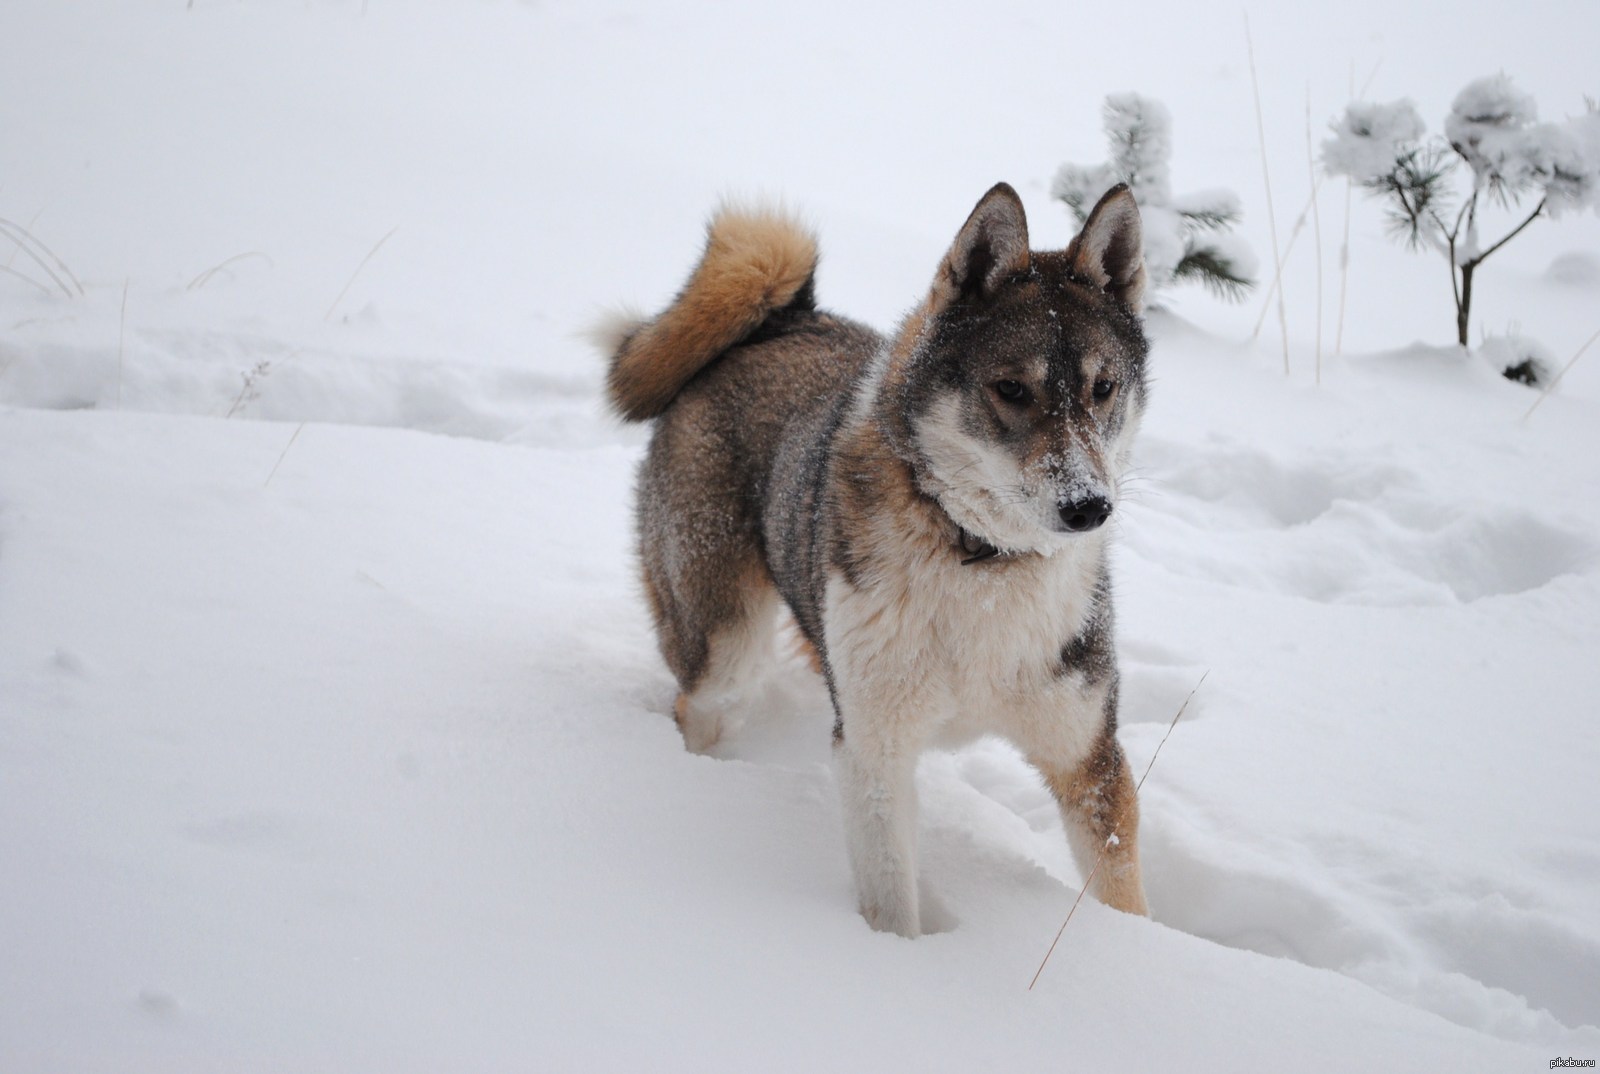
[673,693,723,755]
[861,900,921,939]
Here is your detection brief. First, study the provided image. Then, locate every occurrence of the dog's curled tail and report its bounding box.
[596,205,818,422]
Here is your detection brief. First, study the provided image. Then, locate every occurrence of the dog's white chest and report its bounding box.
[824,536,1105,744]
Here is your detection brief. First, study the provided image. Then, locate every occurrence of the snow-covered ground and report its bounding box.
[3,2,1599,1070]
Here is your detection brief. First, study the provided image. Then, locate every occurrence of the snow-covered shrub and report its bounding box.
[1053,94,1256,302]
[1477,331,1554,387]
[1324,76,1600,358]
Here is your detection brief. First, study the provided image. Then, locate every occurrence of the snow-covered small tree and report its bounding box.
[1054,93,1256,302]
[1324,76,1600,350]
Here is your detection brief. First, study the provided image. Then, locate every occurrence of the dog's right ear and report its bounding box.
[1066,184,1146,313]
[930,182,1031,312]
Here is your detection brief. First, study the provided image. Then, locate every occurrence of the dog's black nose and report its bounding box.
[1059,495,1112,532]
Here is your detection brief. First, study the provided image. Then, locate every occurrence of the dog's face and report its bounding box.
[896,184,1150,555]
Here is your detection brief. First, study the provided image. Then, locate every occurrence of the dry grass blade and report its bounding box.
[1521,325,1600,421]
[324,226,397,321]
[117,279,129,409]
[0,218,80,298]
[264,422,307,487]
[1305,89,1324,385]
[1254,57,1380,349]
[0,264,54,299]
[1334,59,1366,357]
[1244,16,1289,374]
[187,251,274,292]
[3,207,44,270]
[1028,669,1209,991]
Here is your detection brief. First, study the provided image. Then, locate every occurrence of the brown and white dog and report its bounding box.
[598,183,1151,936]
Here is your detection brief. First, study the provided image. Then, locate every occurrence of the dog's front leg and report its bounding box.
[834,710,925,938]
[1034,726,1149,917]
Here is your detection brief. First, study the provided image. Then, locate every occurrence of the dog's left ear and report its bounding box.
[1067,184,1146,313]
[931,182,1031,311]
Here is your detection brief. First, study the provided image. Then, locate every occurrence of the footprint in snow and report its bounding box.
[1125,436,1597,606]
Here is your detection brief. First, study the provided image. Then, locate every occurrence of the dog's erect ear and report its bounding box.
[931,183,1031,311]
[1066,184,1146,313]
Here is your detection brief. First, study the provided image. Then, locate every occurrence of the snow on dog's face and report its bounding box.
[897,183,1150,555]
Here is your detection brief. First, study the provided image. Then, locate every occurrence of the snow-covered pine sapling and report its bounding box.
[1054,94,1257,303]
[1324,77,1600,353]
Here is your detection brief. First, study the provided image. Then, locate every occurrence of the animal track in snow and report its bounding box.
[1126,437,1596,605]
[1119,638,1210,725]
[1410,888,1600,1031]
[1140,804,1600,1040]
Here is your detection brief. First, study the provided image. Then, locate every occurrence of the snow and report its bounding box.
[1323,99,1428,183]
[4,1,1600,1071]
[1541,111,1600,217]
[1102,93,1176,207]
[1441,74,1600,213]
[1446,73,1542,188]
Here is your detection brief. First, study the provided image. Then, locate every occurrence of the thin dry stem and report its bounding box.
[1244,16,1289,374]
[3,207,44,271]
[0,216,84,297]
[226,360,272,418]
[1521,325,1600,421]
[116,279,129,409]
[1335,177,1353,356]
[187,251,274,292]
[1306,89,1324,385]
[1335,60,1358,357]
[264,422,307,486]
[1254,57,1380,347]
[0,264,53,299]
[0,216,83,296]
[325,226,397,322]
[1028,669,1210,991]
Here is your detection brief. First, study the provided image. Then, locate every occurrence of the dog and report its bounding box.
[598,182,1151,936]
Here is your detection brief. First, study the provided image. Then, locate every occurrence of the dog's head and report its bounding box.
[888,182,1149,556]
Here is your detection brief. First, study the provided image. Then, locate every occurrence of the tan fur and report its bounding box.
[789,631,826,676]
[1037,734,1148,915]
[604,206,818,422]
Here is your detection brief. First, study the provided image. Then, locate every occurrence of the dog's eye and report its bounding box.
[1092,379,1116,401]
[993,379,1030,404]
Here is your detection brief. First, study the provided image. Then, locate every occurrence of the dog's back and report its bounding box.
[596,205,879,751]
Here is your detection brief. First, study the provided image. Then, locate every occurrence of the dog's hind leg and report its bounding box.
[1034,727,1149,917]
[675,582,780,754]
[644,550,780,755]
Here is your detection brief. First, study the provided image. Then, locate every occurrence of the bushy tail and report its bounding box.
[596,205,818,422]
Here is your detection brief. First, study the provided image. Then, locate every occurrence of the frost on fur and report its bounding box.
[1053,94,1256,303]
[1324,76,1600,355]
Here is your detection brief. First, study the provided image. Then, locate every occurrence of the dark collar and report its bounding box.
[914,479,1008,566]
[957,526,1003,565]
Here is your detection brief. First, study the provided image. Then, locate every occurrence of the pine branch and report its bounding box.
[1465,196,1547,268]
[1173,246,1253,301]
[1365,144,1455,254]
[1175,205,1241,232]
